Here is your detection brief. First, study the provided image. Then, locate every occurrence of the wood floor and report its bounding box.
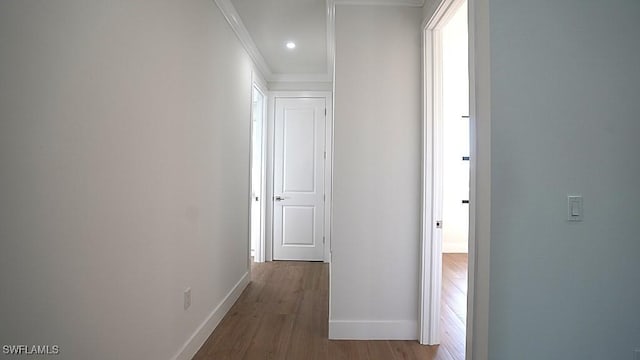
[194,254,467,360]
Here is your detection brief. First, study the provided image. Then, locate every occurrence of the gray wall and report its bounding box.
[0,1,252,359]
[423,0,640,357]
[330,5,422,338]
[488,0,640,358]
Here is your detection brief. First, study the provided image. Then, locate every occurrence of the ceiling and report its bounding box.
[231,0,328,76]
[218,0,425,83]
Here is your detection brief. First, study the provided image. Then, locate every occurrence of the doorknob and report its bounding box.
[274,195,287,201]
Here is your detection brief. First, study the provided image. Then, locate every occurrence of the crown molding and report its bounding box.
[213,0,273,80]
[215,0,335,84]
[270,73,333,83]
[332,0,424,6]
[214,0,422,85]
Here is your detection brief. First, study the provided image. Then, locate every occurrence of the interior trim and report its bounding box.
[214,0,335,83]
[333,0,425,7]
[213,0,272,80]
[171,272,250,360]
[329,320,418,340]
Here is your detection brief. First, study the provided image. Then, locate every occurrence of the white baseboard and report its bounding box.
[172,271,250,360]
[442,241,468,253]
[328,320,418,340]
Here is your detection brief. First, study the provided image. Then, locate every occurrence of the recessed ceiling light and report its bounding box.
[286,41,296,49]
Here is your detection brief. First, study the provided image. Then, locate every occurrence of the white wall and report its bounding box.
[488,0,640,359]
[441,2,469,253]
[330,5,422,339]
[0,1,252,359]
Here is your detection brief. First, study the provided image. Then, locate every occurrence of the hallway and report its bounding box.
[193,254,467,360]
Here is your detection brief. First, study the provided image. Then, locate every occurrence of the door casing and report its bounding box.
[272,97,326,261]
[249,74,268,264]
[420,0,472,348]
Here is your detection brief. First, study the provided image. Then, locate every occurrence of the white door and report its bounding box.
[273,97,326,261]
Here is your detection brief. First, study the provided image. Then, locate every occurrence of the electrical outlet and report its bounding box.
[184,287,191,310]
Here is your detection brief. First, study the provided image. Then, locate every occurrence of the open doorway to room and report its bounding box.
[441,1,469,257]
[439,5,469,358]
[421,0,469,358]
[250,83,266,263]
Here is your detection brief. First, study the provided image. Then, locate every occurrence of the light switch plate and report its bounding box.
[184,287,191,310]
[567,195,583,221]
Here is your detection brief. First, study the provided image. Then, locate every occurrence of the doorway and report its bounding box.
[420,0,470,353]
[265,92,333,263]
[250,84,266,263]
[272,97,326,261]
[437,4,469,358]
[440,2,469,256]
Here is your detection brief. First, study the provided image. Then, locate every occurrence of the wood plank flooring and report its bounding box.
[194,254,467,360]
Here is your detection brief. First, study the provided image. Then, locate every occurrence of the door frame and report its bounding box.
[420,0,469,346]
[466,0,491,358]
[265,91,333,263]
[249,77,268,263]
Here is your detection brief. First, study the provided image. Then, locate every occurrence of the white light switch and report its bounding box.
[567,195,583,221]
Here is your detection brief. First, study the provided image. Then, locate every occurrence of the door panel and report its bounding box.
[282,206,315,246]
[283,108,316,192]
[273,98,325,261]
